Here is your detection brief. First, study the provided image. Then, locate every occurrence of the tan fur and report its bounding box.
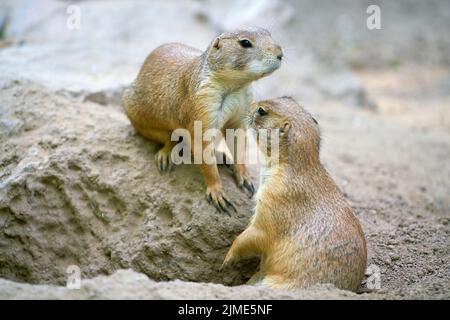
[122,28,282,213]
[223,97,367,291]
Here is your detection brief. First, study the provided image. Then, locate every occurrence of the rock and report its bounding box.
[390,254,400,262]
[0,82,259,286]
[82,88,125,106]
[0,0,215,94]
[0,269,362,300]
[0,0,374,108]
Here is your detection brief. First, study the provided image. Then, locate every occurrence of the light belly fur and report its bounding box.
[215,88,251,129]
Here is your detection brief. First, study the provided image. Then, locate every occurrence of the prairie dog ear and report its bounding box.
[212,37,221,50]
[280,120,291,135]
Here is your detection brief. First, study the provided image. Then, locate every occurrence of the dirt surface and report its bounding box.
[0,269,369,300]
[0,0,449,299]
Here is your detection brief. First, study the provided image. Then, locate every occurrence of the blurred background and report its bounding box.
[1,0,449,130]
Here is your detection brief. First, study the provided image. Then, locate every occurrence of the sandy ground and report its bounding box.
[0,0,449,299]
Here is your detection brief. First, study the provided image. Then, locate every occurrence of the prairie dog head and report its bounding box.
[206,27,283,84]
[249,97,321,166]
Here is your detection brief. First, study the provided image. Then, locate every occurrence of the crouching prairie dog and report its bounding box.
[122,28,283,213]
[222,97,367,291]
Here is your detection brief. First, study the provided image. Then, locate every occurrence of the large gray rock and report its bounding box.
[0,0,375,107]
[0,0,215,93]
[0,82,260,286]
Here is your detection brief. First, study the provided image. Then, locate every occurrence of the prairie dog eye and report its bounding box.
[239,39,253,48]
[257,107,268,116]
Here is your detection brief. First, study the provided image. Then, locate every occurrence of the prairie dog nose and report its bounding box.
[274,45,283,61]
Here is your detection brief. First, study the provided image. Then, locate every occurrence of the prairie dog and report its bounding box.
[122,28,283,213]
[223,97,367,291]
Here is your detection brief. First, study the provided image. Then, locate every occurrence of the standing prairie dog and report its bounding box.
[223,97,367,291]
[122,28,283,213]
